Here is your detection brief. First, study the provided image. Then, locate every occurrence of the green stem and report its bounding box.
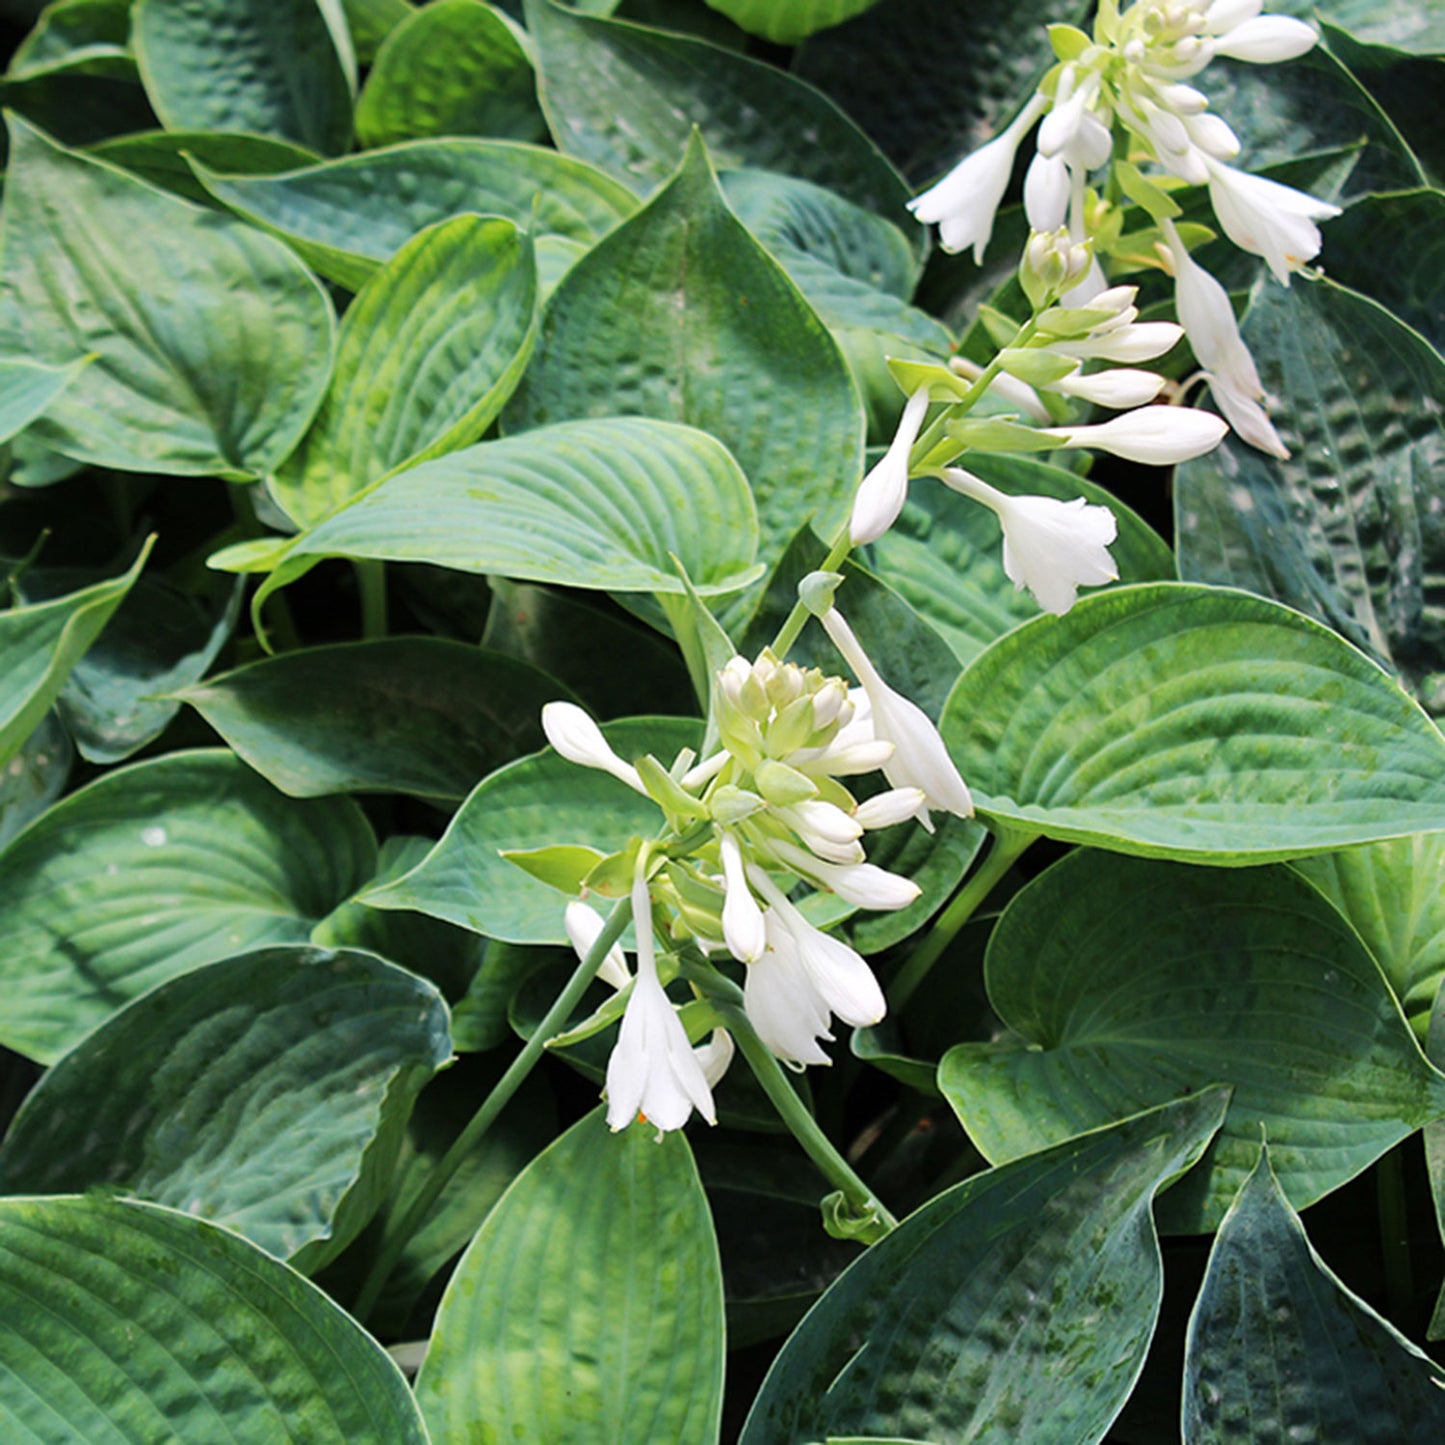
[1377,1144,1413,1327]
[888,827,1035,1013]
[769,525,852,658]
[712,993,897,1234]
[355,559,388,641]
[351,894,633,1323]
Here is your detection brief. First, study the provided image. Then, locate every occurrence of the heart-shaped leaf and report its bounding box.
[0,1195,428,1442]
[740,1090,1228,1445]
[0,945,451,1269]
[939,850,1445,1232]
[941,583,1445,863]
[415,1107,724,1445]
[0,748,377,1062]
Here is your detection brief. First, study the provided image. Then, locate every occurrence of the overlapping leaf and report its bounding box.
[939,851,1445,1232]
[941,583,1445,862]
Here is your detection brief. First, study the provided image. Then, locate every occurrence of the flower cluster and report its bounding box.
[539,612,972,1130]
[909,0,1338,456]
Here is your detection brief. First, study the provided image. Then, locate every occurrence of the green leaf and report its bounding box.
[193,137,636,293]
[1292,836,1445,1038]
[504,135,862,626]
[939,851,1445,1233]
[1176,278,1445,718]
[701,0,881,45]
[525,0,910,225]
[0,1195,428,1442]
[0,116,335,477]
[0,944,451,1268]
[363,717,699,944]
[275,214,537,526]
[0,355,88,442]
[89,128,321,205]
[355,0,546,147]
[941,583,1445,863]
[1282,0,1445,57]
[0,748,377,1063]
[7,0,131,80]
[0,710,70,849]
[0,541,147,768]
[287,416,762,597]
[867,454,1175,665]
[739,1090,1228,1445]
[180,637,563,802]
[133,0,355,154]
[415,1107,725,1445]
[1183,1147,1445,1441]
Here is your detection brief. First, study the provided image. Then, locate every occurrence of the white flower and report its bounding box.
[819,607,973,828]
[542,702,646,795]
[1204,158,1340,285]
[854,787,927,830]
[604,876,716,1133]
[694,1029,735,1088]
[719,830,767,963]
[565,899,630,990]
[939,468,1118,616]
[1162,218,1288,458]
[1047,367,1166,409]
[1050,321,1184,365]
[1043,404,1227,465]
[1024,151,1070,232]
[851,386,930,544]
[774,799,865,866]
[744,868,886,1066]
[1211,15,1318,63]
[770,837,922,910]
[909,93,1049,261]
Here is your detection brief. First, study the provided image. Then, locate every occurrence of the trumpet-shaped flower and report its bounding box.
[851,386,931,544]
[1043,404,1227,465]
[542,702,646,795]
[565,899,630,990]
[940,468,1119,616]
[1203,158,1339,285]
[719,829,767,963]
[819,608,973,828]
[604,875,717,1134]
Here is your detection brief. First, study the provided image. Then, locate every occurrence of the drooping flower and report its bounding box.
[851,385,931,545]
[604,875,718,1134]
[939,468,1119,616]
[719,829,767,964]
[565,899,630,990]
[1203,158,1340,285]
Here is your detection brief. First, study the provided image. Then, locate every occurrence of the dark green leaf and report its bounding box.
[0,710,70,849]
[90,128,320,205]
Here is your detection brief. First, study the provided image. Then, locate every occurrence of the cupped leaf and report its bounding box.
[525,0,910,225]
[6,0,131,80]
[1176,277,1445,718]
[941,583,1445,863]
[867,454,1174,665]
[939,851,1445,1233]
[0,1194,428,1442]
[0,115,335,477]
[343,0,414,64]
[0,748,377,1063]
[504,136,861,623]
[133,0,355,154]
[181,637,562,802]
[275,213,537,526]
[363,717,699,944]
[355,0,546,147]
[740,1089,1229,1445]
[1183,1147,1445,1442]
[0,945,451,1268]
[90,128,320,205]
[1292,836,1445,1037]
[288,417,762,597]
[415,1107,724,1445]
[193,138,636,293]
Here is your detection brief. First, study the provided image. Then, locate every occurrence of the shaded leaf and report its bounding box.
[90,128,320,205]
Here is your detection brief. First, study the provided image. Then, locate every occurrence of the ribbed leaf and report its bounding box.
[133,0,355,153]
[0,355,87,441]
[1183,1148,1445,1442]
[90,128,320,205]
[0,946,451,1269]
[0,1195,428,1442]
[0,712,70,851]
[938,851,1445,1232]
[0,116,334,476]
[941,583,1445,863]
[275,213,537,525]
[740,1091,1228,1445]
[193,138,635,293]
[702,0,883,44]
[288,417,761,596]
[0,749,377,1063]
[363,717,698,944]
[180,638,562,802]
[415,1108,724,1445]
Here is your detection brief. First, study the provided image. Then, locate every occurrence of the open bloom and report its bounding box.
[940,468,1118,616]
[909,93,1049,261]
[818,607,973,828]
[851,385,930,545]
[1203,158,1340,285]
[605,875,718,1134]
[1161,218,1288,458]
